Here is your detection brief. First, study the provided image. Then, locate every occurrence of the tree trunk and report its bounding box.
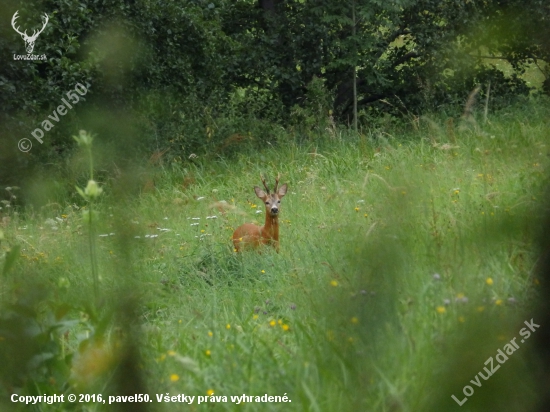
[352,0,358,133]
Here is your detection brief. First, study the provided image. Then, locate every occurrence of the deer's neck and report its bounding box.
[262,214,279,241]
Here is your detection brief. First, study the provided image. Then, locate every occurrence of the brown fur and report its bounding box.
[232,176,288,252]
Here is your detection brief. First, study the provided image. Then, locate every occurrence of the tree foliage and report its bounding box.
[0,0,546,167]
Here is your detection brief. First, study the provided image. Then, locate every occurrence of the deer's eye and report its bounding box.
[265,201,269,205]
[277,200,281,203]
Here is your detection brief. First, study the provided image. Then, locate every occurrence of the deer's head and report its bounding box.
[254,174,288,217]
[12,11,49,54]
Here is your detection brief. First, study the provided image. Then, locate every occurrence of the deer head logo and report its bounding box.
[11,10,49,54]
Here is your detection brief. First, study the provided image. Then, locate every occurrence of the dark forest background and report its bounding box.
[1,0,548,161]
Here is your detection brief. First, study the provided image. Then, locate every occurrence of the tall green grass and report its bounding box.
[1,100,549,411]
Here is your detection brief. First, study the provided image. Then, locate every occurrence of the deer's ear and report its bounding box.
[278,184,288,197]
[254,186,267,199]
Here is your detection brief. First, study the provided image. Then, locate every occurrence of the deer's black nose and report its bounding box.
[271,207,278,214]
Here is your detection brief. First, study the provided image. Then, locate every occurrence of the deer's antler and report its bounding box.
[261,174,270,194]
[273,173,280,193]
[11,11,49,40]
[31,13,49,39]
[11,11,27,37]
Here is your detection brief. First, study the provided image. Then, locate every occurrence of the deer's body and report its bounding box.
[232,175,287,252]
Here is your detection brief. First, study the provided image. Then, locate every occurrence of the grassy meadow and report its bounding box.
[1,101,549,411]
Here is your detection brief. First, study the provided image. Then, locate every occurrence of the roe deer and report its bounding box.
[232,175,288,252]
